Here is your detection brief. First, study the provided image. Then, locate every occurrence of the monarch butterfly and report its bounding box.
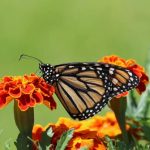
[20,54,139,120]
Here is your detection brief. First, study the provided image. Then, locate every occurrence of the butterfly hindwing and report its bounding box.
[52,63,139,120]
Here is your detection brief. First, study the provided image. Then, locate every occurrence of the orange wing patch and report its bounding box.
[61,76,87,89]
[77,71,97,77]
[59,81,87,113]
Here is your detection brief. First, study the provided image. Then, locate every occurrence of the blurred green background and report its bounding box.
[0,0,150,149]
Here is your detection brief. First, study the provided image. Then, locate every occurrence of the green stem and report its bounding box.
[110,97,129,145]
[14,100,34,150]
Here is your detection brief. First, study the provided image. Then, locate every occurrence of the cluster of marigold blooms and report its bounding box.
[0,55,149,149]
[0,74,56,111]
[32,112,130,150]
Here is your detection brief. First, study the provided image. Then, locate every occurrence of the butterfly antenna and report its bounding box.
[19,54,43,64]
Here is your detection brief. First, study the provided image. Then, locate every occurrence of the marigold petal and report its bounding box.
[8,87,21,98]
[68,137,94,150]
[75,129,97,139]
[94,142,106,150]
[32,124,45,141]
[56,117,81,129]
[130,69,149,94]
[140,72,149,84]
[4,81,17,91]
[0,90,12,108]
[32,91,43,104]
[128,65,143,78]
[21,84,35,94]
[51,124,69,146]
[18,102,28,111]
[24,74,39,83]
[99,55,126,67]
[136,82,147,94]
[17,94,31,111]
[37,82,55,96]
[0,84,3,91]
[79,116,104,131]
[116,91,128,98]
[43,96,56,110]
[3,76,13,82]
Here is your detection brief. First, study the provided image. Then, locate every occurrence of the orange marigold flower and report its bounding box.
[79,112,129,138]
[67,137,106,150]
[55,117,82,129]
[99,55,149,96]
[32,112,130,149]
[0,74,56,111]
[67,137,94,150]
[33,123,106,150]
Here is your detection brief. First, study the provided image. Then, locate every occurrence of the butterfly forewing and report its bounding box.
[55,75,105,119]
[41,62,139,120]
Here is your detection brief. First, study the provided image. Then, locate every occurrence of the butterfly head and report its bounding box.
[39,63,55,84]
[39,63,53,72]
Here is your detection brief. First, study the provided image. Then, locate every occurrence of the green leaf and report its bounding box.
[39,127,54,150]
[46,145,52,150]
[126,90,137,117]
[142,123,150,141]
[132,143,150,150]
[135,84,150,119]
[105,136,116,150]
[14,133,33,150]
[56,128,74,150]
[28,127,54,150]
[80,147,89,150]
[116,140,126,150]
[47,127,54,138]
[37,144,43,150]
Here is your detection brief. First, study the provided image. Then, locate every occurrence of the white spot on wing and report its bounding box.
[69,66,74,68]
[56,74,59,77]
[109,70,114,75]
[82,67,86,70]
[89,67,94,70]
[105,64,109,67]
[113,87,118,91]
[86,109,89,113]
[128,72,132,76]
[94,63,100,66]
[130,77,134,81]
[128,83,131,86]
[97,67,102,70]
